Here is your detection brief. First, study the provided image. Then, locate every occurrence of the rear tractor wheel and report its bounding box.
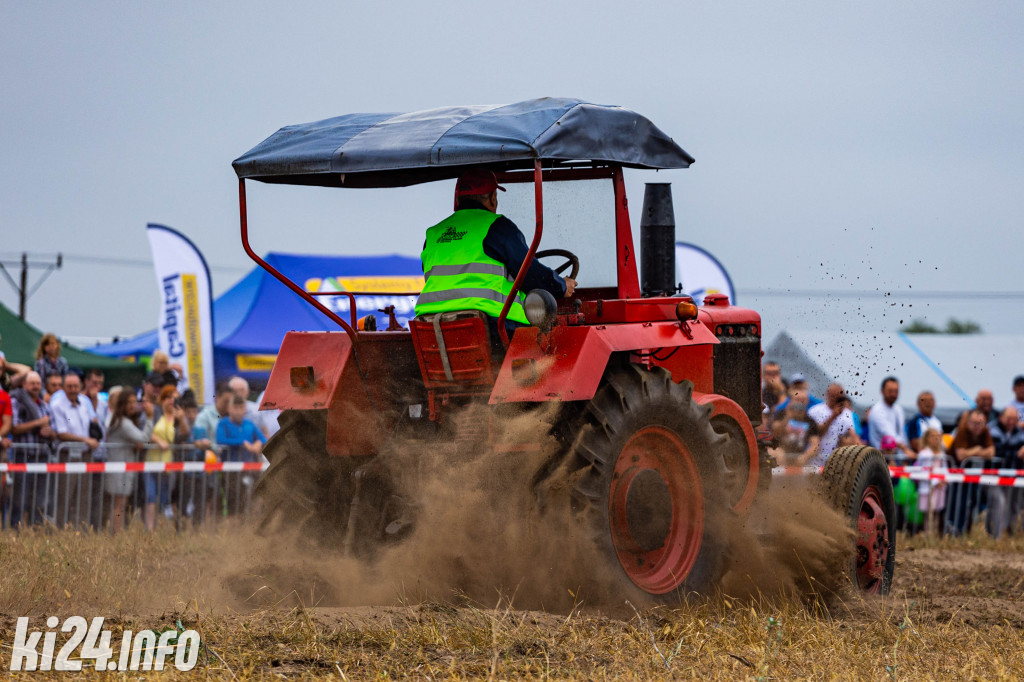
[819,445,896,595]
[568,365,732,598]
[256,410,386,554]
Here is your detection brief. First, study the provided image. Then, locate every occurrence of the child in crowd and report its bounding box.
[916,428,950,536]
[216,395,265,515]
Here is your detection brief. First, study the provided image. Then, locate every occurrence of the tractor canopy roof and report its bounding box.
[232,98,693,188]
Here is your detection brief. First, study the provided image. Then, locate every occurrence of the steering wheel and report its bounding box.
[535,249,580,280]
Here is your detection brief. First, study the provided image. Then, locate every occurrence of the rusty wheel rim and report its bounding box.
[856,484,890,593]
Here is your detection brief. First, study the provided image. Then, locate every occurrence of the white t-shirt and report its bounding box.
[808,403,857,466]
[51,394,94,458]
[868,401,907,449]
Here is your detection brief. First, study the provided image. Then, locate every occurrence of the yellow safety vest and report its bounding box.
[416,209,528,324]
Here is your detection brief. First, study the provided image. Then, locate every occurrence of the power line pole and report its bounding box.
[0,252,62,319]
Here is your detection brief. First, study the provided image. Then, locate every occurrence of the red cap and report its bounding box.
[454,169,505,197]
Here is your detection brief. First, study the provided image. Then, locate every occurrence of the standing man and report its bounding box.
[808,383,861,464]
[51,372,103,530]
[43,373,63,404]
[1008,376,1024,427]
[139,371,166,422]
[975,389,997,425]
[761,361,787,415]
[9,372,55,527]
[954,389,998,431]
[0,379,11,449]
[195,383,235,518]
[196,384,234,449]
[989,407,1024,538]
[868,376,914,459]
[907,391,943,453]
[947,409,996,536]
[772,388,821,466]
[83,368,108,427]
[415,168,576,349]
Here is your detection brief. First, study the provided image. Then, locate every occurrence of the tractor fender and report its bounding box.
[693,392,759,513]
[260,331,377,456]
[490,319,718,404]
[261,331,356,411]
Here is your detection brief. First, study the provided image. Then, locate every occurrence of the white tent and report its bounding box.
[764,331,1024,426]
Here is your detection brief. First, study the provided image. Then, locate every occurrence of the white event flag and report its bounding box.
[146,223,215,404]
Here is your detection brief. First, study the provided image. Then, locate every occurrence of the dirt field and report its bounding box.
[1,518,1023,680]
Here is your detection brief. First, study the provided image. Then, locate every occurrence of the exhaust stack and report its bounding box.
[640,183,677,298]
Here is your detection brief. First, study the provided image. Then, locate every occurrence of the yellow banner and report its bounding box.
[304,275,424,293]
[181,274,204,398]
[236,354,278,372]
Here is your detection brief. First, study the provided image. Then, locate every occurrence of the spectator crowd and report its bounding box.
[763,360,1024,539]
[0,333,278,533]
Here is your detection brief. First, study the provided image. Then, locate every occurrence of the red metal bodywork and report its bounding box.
[491,319,716,404]
[261,330,423,456]
[247,163,760,479]
[697,295,761,336]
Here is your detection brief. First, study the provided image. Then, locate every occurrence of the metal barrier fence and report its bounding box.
[772,457,1024,538]
[889,456,1024,538]
[0,442,267,532]
[4,442,1021,537]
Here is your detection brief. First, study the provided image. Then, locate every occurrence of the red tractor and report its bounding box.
[232,98,895,598]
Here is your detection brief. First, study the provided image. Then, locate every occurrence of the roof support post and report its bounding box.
[498,159,544,346]
[238,179,358,342]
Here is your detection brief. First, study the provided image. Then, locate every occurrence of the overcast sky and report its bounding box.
[2,1,1022,346]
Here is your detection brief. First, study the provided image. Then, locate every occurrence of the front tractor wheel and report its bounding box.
[820,445,896,595]
[569,365,731,598]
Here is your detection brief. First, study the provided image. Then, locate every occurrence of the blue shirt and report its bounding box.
[216,418,266,446]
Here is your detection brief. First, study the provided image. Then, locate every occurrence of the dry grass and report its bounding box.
[0,526,1022,679]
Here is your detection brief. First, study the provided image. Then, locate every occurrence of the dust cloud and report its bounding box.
[208,403,626,614]
[720,476,857,603]
[200,406,860,616]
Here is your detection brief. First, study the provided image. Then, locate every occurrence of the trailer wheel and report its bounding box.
[255,410,367,548]
[819,445,895,595]
[569,365,731,598]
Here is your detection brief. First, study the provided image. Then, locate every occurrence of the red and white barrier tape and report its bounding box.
[772,465,1024,488]
[0,461,268,474]
[890,465,1024,477]
[6,461,1021,485]
[889,466,1024,488]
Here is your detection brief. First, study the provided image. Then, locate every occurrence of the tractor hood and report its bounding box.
[232,98,694,188]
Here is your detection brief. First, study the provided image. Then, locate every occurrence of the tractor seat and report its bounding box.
[409,310,494,388]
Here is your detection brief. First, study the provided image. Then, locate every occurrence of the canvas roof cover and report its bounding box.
[232,98,694,187]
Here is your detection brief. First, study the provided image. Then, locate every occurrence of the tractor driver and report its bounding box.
[415,168,577,346]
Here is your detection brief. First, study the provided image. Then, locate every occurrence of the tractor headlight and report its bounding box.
[524,289,558,331]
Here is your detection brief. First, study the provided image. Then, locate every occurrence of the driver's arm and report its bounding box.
[483,217,567,298]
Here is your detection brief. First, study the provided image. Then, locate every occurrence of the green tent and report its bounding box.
[0,301,145,388]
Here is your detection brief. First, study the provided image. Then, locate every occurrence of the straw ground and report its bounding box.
[1,524,1023,679]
